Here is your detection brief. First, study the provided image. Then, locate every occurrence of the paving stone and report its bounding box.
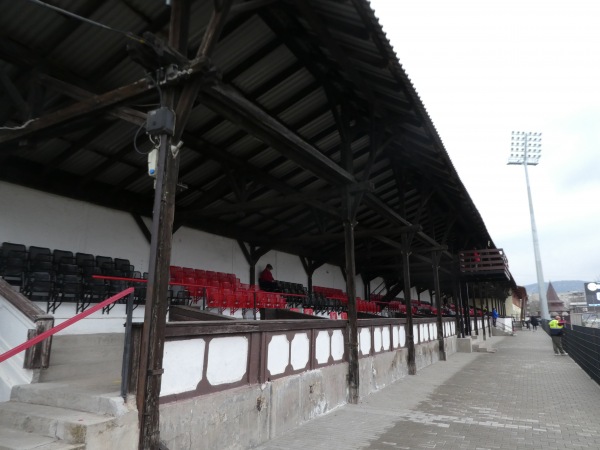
[250,330,600,450]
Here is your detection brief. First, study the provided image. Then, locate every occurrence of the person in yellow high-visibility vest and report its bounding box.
[548,315,566,355]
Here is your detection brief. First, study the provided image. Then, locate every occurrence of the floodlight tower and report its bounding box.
[508,131,549,320]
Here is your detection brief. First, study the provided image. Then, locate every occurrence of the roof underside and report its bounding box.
[0,0,515,295]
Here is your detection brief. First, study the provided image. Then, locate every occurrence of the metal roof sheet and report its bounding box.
[0,0,514,292]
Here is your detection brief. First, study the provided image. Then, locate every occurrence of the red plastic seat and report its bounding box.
[216,272,228,281]
[169,266,184,282]
[206,289,222,309]
[225,292,237,314]
[194,269,206,279]
[256,292,268,308]
[246,291,256,309]
[182,277,201,303]
[195,277,208,287]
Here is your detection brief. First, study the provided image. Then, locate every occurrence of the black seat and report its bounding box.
[133,284,147,310]
[1,242,26,269]
[52,274,82,313]
[83,273,107,310]
[114,258,133,276]
[57,263,80,277]
[27,251,54,290]
[96,255,113,269]
[2,256,27,287]
[24,272,55,314]
[80,259,98,278]
[1,243,27,286]
[76,252,95,267]
[23,271,55,304]
[170,288,191,306]
[28,246,52,267]
[53,249,75,268]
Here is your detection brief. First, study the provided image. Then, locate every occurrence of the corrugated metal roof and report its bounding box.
[0,0,514,291]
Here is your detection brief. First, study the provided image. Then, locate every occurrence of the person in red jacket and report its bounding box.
[259,264,277,291]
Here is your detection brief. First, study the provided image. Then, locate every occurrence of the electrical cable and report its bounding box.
[24,0,146,44]
[133,121,151,155]
[148,72,164,107]
[0,118,36,131]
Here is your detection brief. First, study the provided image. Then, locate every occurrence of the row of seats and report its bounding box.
[2,243,391,319]
[170,267,318,315]
[172,269,382,317]
[204,289,287,312]
[313,285,348,301]
[0,242,143,314]
[170,266,239,285]
[357,299,380,314]
[0,242,139,284]
[276,280,307,296]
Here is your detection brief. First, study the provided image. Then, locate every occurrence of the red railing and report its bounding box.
[0,287,134,364]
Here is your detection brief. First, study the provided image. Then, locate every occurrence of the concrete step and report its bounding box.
[11,380,129,417]
[49,334,123,360]
[0,401,112,445]
[472,342,497,353]
[50,333,125,349]
[48,344,123,365]
[40,333,124,382]
[0,426,84,450]
[1,334,138,449]
[39,360,122,383]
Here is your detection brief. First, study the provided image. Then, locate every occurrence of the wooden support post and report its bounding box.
[485,287,492,334]
[137,1,189,448]
[462,282,472,336]
[137,93,179,448]
[432,250,446,361]
[472,283,479,336]
[479,284,487,341]
[343,192,359,403]
[402,234,416,375]
[452,263,464,338]
[249,263,256,286]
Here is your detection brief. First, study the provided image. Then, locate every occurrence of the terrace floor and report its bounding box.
[251,329,600,449]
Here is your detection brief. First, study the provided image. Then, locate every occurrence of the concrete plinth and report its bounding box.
[457,338,473,353]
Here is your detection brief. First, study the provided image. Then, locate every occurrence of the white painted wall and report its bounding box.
[0,181,366,295]
[369,276,387,296]
[0,182,151,271]
[0,297,36,401]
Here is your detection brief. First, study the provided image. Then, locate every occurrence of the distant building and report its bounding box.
[547,281,566,314]
[560,291,585,311]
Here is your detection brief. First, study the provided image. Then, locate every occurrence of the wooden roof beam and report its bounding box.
[201,81,357,186]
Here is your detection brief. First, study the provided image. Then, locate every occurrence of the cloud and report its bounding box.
[369,0,600,286]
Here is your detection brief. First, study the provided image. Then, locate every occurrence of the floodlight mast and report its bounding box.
[508,131,549,320]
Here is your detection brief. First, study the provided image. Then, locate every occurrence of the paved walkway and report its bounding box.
[251,329,600,449]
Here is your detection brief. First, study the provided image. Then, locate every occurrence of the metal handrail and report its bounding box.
[494,319,514,334]
[121,292,135,400]
[0,287,134,364]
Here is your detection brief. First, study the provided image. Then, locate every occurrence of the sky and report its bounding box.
[369,0,600,287]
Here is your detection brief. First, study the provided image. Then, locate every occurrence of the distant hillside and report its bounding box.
[524,280,587,294]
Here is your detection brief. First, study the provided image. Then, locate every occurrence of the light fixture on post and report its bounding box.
[508,131,549,320]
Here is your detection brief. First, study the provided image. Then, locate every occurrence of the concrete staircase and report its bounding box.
[0,333,138,450]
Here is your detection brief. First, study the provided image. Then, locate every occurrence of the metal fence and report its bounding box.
[556,324,600,385]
